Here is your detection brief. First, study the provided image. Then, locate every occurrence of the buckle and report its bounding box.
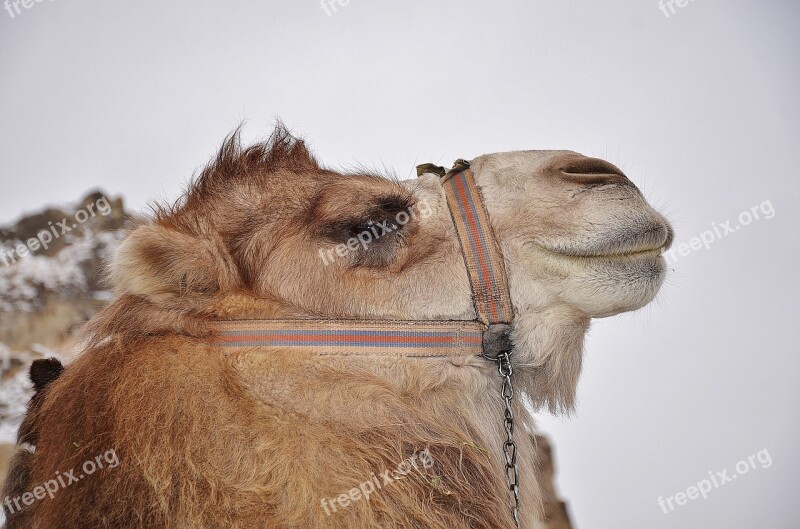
[481,323,514,361]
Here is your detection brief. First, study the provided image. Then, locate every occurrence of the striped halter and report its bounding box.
[210,159,514,355]
[210,159,522,527]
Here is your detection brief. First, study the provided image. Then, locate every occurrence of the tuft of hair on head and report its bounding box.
[155,121,321,222]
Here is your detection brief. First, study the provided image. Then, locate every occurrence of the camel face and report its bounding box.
[113,136,670,325]
[224,151,671,323]
[469,150,673,319]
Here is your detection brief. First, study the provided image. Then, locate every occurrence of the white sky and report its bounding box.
[2,0,799,527]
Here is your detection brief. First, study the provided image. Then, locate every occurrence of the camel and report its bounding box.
[1,126,673,529]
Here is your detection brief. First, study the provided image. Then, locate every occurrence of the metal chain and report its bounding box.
[484,350,520,528]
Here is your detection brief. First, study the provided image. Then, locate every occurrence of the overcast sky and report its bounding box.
[2,1,799,527]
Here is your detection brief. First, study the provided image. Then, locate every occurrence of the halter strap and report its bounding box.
[207,319,484,357]
[440,165,513,325]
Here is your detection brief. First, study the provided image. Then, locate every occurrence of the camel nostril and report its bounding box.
[560,157,629,186]
[561,158,625,176]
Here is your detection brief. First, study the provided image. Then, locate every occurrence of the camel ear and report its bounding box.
[110,225,233,298]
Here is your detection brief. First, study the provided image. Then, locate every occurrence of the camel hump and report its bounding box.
[30,357,64,393]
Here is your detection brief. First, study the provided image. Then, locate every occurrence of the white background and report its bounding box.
[2,1,798,527]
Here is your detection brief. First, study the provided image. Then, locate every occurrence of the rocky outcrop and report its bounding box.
[536,434,575,529]
[0,191,126,351]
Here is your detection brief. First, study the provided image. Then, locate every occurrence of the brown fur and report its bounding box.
[1,125,672,528]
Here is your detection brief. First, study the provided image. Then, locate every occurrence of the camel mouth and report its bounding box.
[527,222,674,262]
[530,243,666,262]
[574,246,665,260]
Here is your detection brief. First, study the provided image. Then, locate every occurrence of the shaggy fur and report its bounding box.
[1,126,672,528]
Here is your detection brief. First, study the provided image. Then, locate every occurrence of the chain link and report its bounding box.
[485,350,520,528]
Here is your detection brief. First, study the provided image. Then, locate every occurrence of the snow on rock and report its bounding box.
[0,344,34,445]
[0,191,127,447]
[0,252,87,313]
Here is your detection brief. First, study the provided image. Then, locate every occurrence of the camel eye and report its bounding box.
[349,218,401,239]
[315,193,415,268]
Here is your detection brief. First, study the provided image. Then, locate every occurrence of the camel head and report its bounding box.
[110,126,672,412]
